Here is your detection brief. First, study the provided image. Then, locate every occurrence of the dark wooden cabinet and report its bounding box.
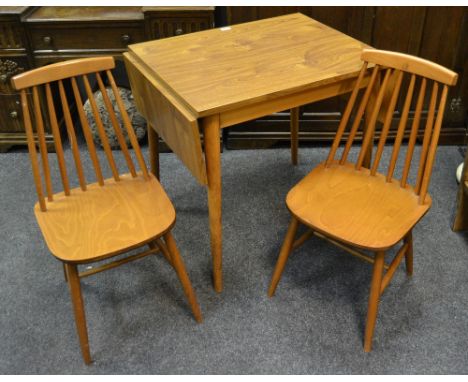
[224,6,468,148]
[144,7,214,39]
[0,6,214,152]
[1,6,465,151]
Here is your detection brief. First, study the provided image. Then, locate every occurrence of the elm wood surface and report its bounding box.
[127,13,369,117]
[34,173,176,262]
[286,162,431,250]
[124,52,207,184]
[126,13,373,292]
[269,49,457,352]
[11,56,202,364]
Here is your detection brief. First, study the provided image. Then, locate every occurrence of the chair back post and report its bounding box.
[325,49,457,204]
[11,56,150,209]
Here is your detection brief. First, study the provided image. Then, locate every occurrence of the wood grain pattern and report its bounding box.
[127,13,369,118]
[286,162,431,251]
[124,51,207,185]
[35,173,175,263]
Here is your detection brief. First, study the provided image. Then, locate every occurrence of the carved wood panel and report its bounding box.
[149,18,212,39]
[0,22,24,49]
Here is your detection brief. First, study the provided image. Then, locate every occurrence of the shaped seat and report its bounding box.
[12,56,202,365]
[35,173,176,262]
[286,161,431,250]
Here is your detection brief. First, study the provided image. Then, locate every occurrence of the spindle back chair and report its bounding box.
[268,49,457,352]
[11,57,202,365]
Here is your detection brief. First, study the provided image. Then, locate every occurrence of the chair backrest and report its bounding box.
[11,57,149,212]
[325,49,458,205]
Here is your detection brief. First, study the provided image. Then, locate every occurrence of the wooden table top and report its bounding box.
[127,13,369,118]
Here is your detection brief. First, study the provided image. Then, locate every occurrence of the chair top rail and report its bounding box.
[361,49,458,86]
[11,56,115,90]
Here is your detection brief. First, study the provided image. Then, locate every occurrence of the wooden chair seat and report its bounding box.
[35,173,175,263]
[286,161,431,250]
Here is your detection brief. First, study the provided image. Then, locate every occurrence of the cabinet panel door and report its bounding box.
[0,22,25,49]
[29,24,145,52]
[0,94,23,133]
[149,17,212,39]
[0,56,29,134]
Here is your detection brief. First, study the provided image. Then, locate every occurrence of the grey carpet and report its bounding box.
[1,142,467,374]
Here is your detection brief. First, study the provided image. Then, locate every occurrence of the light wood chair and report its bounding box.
[11,57,202,365]
[268,49,458,352]
[453,144,468,231]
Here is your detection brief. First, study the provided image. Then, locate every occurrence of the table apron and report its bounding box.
[218,75,370,129]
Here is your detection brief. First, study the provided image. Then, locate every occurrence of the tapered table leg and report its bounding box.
[290,107,299,165]
[148,123,160,180]
[203,114,223,292]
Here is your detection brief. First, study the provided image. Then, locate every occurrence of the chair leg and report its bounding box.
[404,231,413,276]
[149,240,173,267]
[163,232,203,323]
[268,217,299,297]
[364,250,385,352]
[62,263,68,282]
[65,263,92,364]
